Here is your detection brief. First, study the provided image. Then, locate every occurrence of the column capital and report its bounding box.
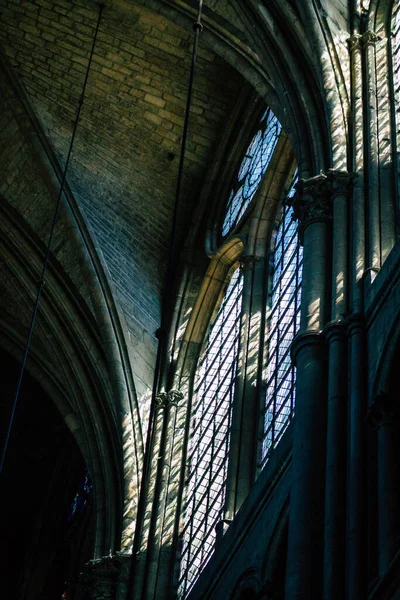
[289,173,332,242]
[326,169,354,199]
[80,555,121,599]
[361,30,382,47]
[239,254,260,271]
[155,389,184,410]
[366,392,396,429]
[348,33,362,52]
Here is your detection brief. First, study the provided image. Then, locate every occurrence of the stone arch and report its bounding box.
[0,198,125,558]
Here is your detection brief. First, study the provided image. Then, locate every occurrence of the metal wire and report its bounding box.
[127,2,204,597]
[0,3,104,476]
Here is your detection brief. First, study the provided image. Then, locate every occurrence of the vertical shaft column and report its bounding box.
[323,171,351,599]
[363,31,381,272]
[323,322,347,599]
[346,314,367,600]
[347,31,368,600]
[348,33,365,314]
[225,255,260,519]
[367,393,400,575]
[142,390,183,600]
[285,175,331,599]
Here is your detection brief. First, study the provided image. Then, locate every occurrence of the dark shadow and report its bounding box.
[0,348,94,599]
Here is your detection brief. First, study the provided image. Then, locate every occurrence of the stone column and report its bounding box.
[143,389,183,600]
[367,392,400,575]
[329,169,351,320]
[323,170,351,599]
[346,313,367,600]
[363,30,381,272]
[323,321,347,600]
[285,175,330,599]
[224,254,260,519]
[348,33,365,313]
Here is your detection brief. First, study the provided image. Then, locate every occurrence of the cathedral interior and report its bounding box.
[1,0,400,598]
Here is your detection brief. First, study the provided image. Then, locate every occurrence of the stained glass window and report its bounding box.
[222,109,281,236]
[261,174,302,467]
[68,469,92,523]
[178,268,244,598]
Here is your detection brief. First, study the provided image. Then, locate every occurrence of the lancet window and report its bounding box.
[261,174,302,466]
[178,267,244,597]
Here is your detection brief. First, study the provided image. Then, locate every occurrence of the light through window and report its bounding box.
[222,109,281,236]
[178,268,244,598]
[261,175,302,466]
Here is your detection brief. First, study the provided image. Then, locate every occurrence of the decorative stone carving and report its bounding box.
[155,389,184,410]
[366,392,397,429]
[327,169,354,199]
[289,173,332,242]
[239,254,260,271]
[80,555,119,600]
[289,171,353,242]
[347,33,362,52]
[361,30,382,47]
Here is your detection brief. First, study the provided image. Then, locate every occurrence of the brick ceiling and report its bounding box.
[0,0,247,395]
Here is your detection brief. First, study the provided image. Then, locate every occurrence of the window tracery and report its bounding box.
[222,109,281,237]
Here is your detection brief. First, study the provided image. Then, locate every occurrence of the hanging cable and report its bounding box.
[0,3,104,476]
[127,2,203,597]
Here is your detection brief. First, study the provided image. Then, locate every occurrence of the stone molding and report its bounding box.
[344,312,365,336]
[155,389,184,410]
[323,319,347,343]
[290,330,325,365]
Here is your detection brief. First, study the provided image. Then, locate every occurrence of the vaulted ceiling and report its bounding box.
[0,0,347,402]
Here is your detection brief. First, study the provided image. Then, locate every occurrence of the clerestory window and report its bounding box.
[177,105,301,598]
[178,267,243,598]
[261,174,302,466]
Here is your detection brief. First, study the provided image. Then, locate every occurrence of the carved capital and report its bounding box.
[362,30,381,47]
[289,173,332,241]
[80,555,120,599]
[326,169,354,199]
[239,254,260,271]
[366,392,396,429]
[348,33,362,52]
[155,389,184,410]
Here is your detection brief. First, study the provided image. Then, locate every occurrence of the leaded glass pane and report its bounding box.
[178,268,244,598]
[261,175,302,467]
[222,109,281,237]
